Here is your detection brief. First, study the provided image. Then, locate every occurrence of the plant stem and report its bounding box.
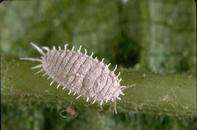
[1,57,196,117]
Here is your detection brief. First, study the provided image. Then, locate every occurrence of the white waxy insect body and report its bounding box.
[21,43,126,113]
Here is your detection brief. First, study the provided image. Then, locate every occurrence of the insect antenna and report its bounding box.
[30,42,45,55]
[20,57,42,62]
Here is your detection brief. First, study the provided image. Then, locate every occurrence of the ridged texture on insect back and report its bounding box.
[43,50,121,102]
[21,43,125,107]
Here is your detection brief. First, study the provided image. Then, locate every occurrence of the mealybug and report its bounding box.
[21,42,126,113]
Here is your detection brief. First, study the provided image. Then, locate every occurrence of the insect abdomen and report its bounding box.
[43,49,120,102]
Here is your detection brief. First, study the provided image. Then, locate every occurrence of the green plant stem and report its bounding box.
[1,57,196,117]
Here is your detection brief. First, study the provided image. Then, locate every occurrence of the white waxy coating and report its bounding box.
[21,43,126,111]
[42,50,122,102]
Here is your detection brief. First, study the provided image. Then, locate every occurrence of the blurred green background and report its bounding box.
[0,0,196,130]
